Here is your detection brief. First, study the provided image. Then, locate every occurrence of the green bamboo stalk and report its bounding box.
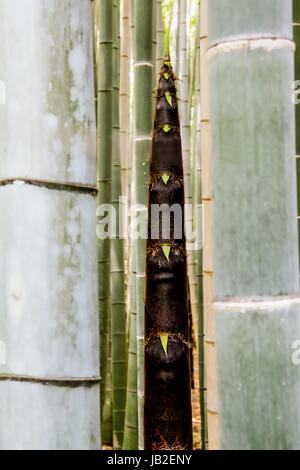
[200,0,219,449]
[294,1,300,271]
[195,0,207,450]
[96,0,113,428]
[153,0,158,90]
[111,0,127,450]
[134,0,154,450]
[120,0,131,206]
[123,248,139,449]
[178,0,197,356]
[156,0,165,75]
[0,0,100,449]
[173,0,180,74]
[209,0,300,450]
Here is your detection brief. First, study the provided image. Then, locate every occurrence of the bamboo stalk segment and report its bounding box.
[144,59,193,450]
[111,0,127,450]
[0,0,100,449]
[133,0,154,450]
[294,1,300,270]
[200,0,219,450]
[208,0,300,449]
[96,0,113,434]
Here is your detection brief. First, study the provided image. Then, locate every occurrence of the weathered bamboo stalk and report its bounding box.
[123,0,139,449]
[120,0,131,204]
[195,0,207,450]
[156,1,165,76]
[199,0,219,450]
[209,0,300,449]
[96,0,113,427]
[0,0,100,449]
[134,0,154,450]
[144,59,193,450]
[111,0,127,449]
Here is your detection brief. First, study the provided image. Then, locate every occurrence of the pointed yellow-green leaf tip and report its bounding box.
[164,61,171,68]
[162,244,171,261]
[162,173,170,186]
[163,73,170,80]
[165,92,172,107]
[160,333,169,357]
[163,125,171,133]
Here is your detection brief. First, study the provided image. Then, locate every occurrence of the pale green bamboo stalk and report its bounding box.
[156,0,164,75]
[0,0,100,449]
[195,0,207,450]
[178,0,197,346]
[123,0,139,449]
[173,0,180,73]
[294,1,300,271]
[110,0,127,450]
[101,330,113,445]
[134,0,154,450]
[200,0,219,448]
[120,0,131,205]
[209,0,300,450]
[152,0,157,90]
[96,0,113,426]
[123,248,139,449]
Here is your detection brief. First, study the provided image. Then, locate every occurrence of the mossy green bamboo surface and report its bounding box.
[208,0,300,449]
[95,0,113,425]
[111,0,127,449]
[134,0,154,449]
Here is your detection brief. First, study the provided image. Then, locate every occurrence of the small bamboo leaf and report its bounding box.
[163,73,170,80]
[165,92,172,107]
[162,173,170,186]
[162,244,171,261]
[163,125,171,133]
[160,333,169,357]
[164,61,171,68]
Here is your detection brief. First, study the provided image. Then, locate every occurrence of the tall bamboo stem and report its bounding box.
[195,0,208,450]
[134,0,154,450]
[120,0,131,206]
[294,1,300,271]
[96,0,113,428]
[199,0,219,450]
[111,0,127,449]
[144,59,193,450]
[209,0,300,449]
[156,0,165,75]
[0,0,100,449]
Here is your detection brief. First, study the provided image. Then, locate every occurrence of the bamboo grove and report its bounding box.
[1,0,300,451]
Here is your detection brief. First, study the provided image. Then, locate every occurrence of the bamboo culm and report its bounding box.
[134,0,154,450]
[96,0,113,431]
[111,0,127,450]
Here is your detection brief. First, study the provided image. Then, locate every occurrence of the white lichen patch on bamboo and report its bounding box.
[207,38,295,59]
[215,296,300,314]
[134,61,154,67]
